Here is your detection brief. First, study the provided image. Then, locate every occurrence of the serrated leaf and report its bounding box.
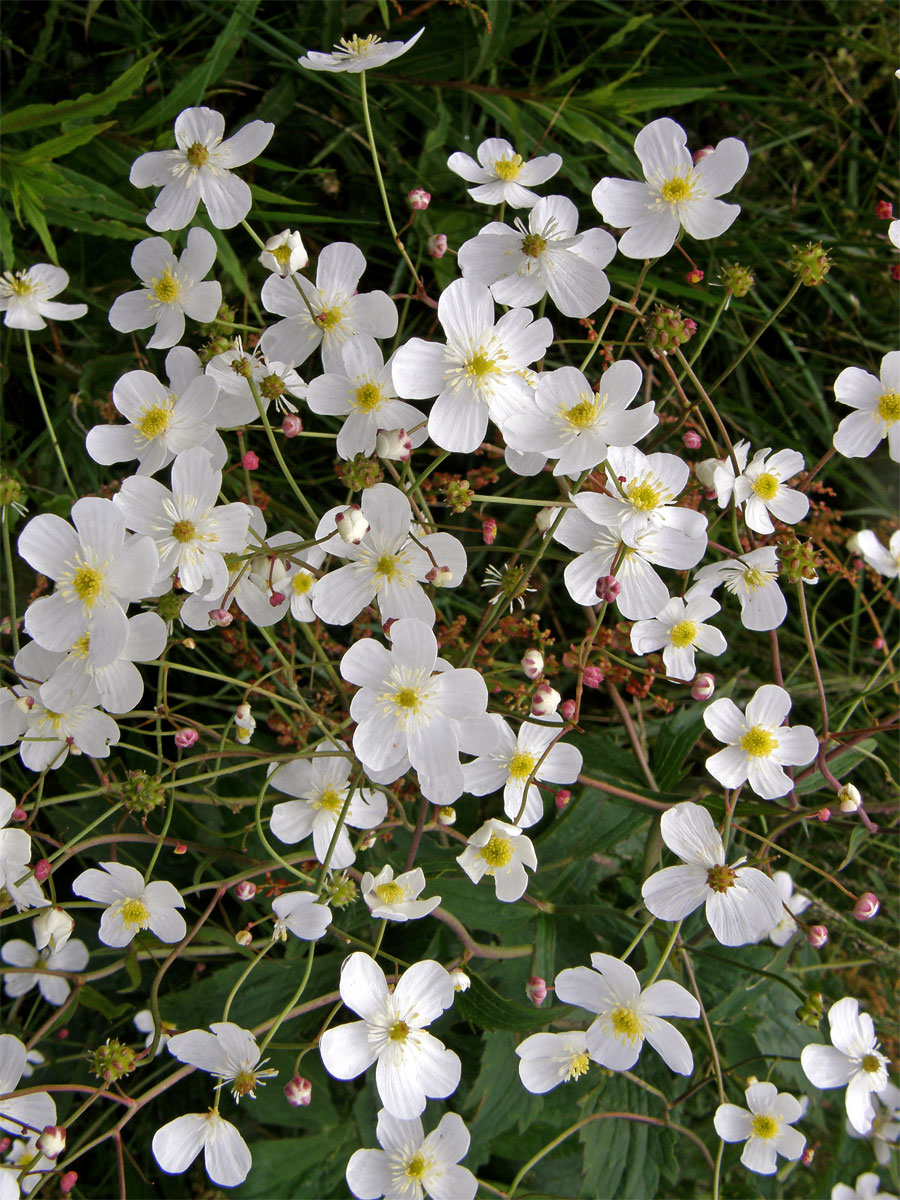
[456,971,569,1032]
[3,54,156,134]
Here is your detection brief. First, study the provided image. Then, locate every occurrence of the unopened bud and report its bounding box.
[526,976,548,1005]
[693,145,715,162]
[207,607,233,627]
[449,968,470,992]
[582,666,604,689]
[374,427,413,461]
[282,413,303,438]
[34,859,51,883]
[335,504,370,544]
[174,729,199,749]
[174,842,188,855]
[801,1146,815,1166]
[15,695,35,713]
[875,200,893,220]
[685,267,704,284]
[37,1126,66,1159]
[182,637,196,650]
[816,807,830,823]
[559,699,576,722]
[235,929,253,947]
[595,575,620,603]
[838,783,862,813]
[555,789,571,809]
[682,429,702,450]
[242,451,259,470]
[284,1074,313,1106]
[427,234,447,258]
[269,591,286,607]
[691,673,716,701]
[60,1172,78,1195]
[521,649,544,680]
[436,805,456,826]
[259,229,308,277]
[358,831,376,852]
[532,682,561,717]
[10,806,27,822]
[535,506,561,533]
[425,564,453,587]
[482,517,497,545]
[33,907,74,954]
[854,892,879,920]
[234,881,257,901]
[808,925,828,948]
[408,188,431,211]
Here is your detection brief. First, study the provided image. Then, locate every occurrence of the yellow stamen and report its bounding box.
[354,382,383,412]
[740,726,777,757]
[406,1153,426,1180]
[610,1006,643,1041]
[72,565,103,607]
[316,787,344,813]
[375,881,405,904]
[374,553,400,581]
[627,480,661,511]
[563,395,599,430]
[186,142,209,168]
[669,619,698,648]
[750,1113,779,1140]
[508,751,536,781]
[877,391,900,423]
[119,897,150,930]
[660,176,691,203]
[171,520,196,544]
[565,1051,591,1081]
[137,404,173,439]
[465,350,496,379]
[316,308,342,331]
[151,266,180,304]
[389,1020,409,1043]
[292,571,313,595]
[480,835,512,868]
[751,472,779,501]
[393,687,420,711]
[494,154,523,181]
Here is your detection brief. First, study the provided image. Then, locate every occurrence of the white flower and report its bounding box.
[3,1136,54,1196]
[32,907,74,955]
[457,818,537,903]
[18,496,159,668]
[258,229,308,277]
[447,138,562,209]
[592,117,749,259]
[696,439,750,508]
[0,789,41,913]
[87,349,225,475]
[458,195,616,317]
[732,447,809,534]
[109,228,221,350]
[134,1009,174,1056]
[641,801,784,946]
[714,1081,806,1174]
[312,484,467,626]
[460,713,582,827]
[271,891,332,941]
[346,1108,476,1200]
[848,1082,900,1165]
[72,861,186,947]
[361,866,440,922]
[391,278,553,454]
[299,28,424,73]
[152,1110,251,1187]
[554,953,699,1075]
[500,361,657,479]
[306,336,427,460]
[764,871,812,946]
[589,444,709,543]
[833,351,900,463]
[0,264,87,329]
[167,1022,277,1101]
[260,242,397,371]
[130,106,273,232]
[691,547,788,631]
[516,1031,592,1094]
[340,618,488,806]
[852,530,900,578]
[113,446,251,595]
[205,340,305,427]
[268,741,387,870]
[0,1034,56,1140]
[801,996,891,1134]
[2,937,89,1005]
[630,593,726,681]
[319,953,460,1120]
[833,1174,899,1200]
[703,684,818,799]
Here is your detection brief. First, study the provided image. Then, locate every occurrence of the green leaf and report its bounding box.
[650,702,708,791]
[238,1128,355,1199]
[11,122,116,164]
[3,54,156,134]
[78,984,131,1021]
[838,824,870,871]
[456,971,569,1032]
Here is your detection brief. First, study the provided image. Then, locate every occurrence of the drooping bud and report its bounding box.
[816,807,830,823]
[242,451,259,470]
[449,968,470,992]
[235,929,253,947]
[595,575,620,603]
[207,607,234,627]
[234,703,256,745]
[643,304,697,356]
[37,1126,66,1159]
[555,789,571,809]
[374,428,413,461]
[34,859,51,883]
[234,881,257,902]
[284,1075,313,1106]
[436,805,457,826]
[691,673,716,701]
[335,504,370,544]
[60,1172,78,1195]
[807,925,828,949]
[582,666,604,689]
[788,241,833,287]
[685,267,704,285]
[692,145,715,163]
[269,591,286,607]
[559,699,576,722]
[174,728,199,749]
[531,682,561,717]
[408,188,431,211]
[282,413,303,438]
[427,234,447,258]
[535,506,561,533]
[482,518,497,545]
[33,908,74,954]
[854,892,879,920]
[521,649,544,680]
[682,429,702,450]
[801,1146,815,1167]
[526,976,548,1006]
[838,783,862,813]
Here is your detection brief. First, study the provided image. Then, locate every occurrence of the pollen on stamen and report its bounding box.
[480,835,512,868]
[876,390,900,423]
[751,472,779,501]
[151,266,180,304]
[610,1007,643,1041]
[565,1051,591,1081]
[72,565,104,607]
[660,176,692,204]
[137,405,173,439]
[750,1114,779,1140]
[375,881,405,904]
[669,619,698,648]
[354,382,383,412]
[508,751,536,781]
[563,395,599,430]
[740,725,778,757]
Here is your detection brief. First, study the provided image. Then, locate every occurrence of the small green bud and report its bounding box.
[444,479,473,514]
[643,305,697,357]
[719,263,755,298]
[89,1039,136,1083]
[788,242,832,287]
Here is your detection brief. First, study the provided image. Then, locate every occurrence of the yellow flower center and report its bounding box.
[706,864,736,893]
[273,243,293,266]
[338,33,381,55]
[862,1053,882,1074]
[480,834,512,868]
[71,632,92,658]
[610,1006,643,1041]
[374,553,400,581]
[317,307,342,331]
[8,272,33,296]
[508,751,536,781]
[389,1020,409,1043]
[877,390,900,423]
[660,175,692,203]
[375,881,406,905]
[494,154,523,181]
[43,710,65,731]
[137,403,173,439]
[669,619,698,648]
[563,395,599,430]
[565,1051,591,1081]
[465,350,496,379]
[627,480,662,511]
[750,1114,779,1140]
[151,265,180,304]
[292,571,313,595]
[119,897,150,930]
[354,382,383,412]
[171,520,196,544]
[72,565,104,606]
[393,687,420,712]
[317,787,344,813]
[752,472,779,501]
[740,725,778,757]
[406,1153,426,1181]
[231,1069,258,1097]
[186,142,209,168]
[739,566,772,592]
[522,233,547,258]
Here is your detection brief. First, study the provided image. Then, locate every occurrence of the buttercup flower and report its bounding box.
[703,684,818,799]
[516,1031,592,1094]
[0,265,86,329]
[801,996,891,1134]
[457,818,537,903]
[630,593,727,681]
[714,1082,806,1174]
[733,447,810,534]
[345,1109,477,1200]
[152,1110,251,1188]
[299,28,424,73]
[167,1022,277,1101]
[72,861,186,947]
[448,138,562,209]
[360,866,441,922]
[833,351,900,463]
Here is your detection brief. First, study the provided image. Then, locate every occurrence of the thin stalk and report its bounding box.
[23,331,76,498]
[2,504,20,653]
[246,374,318,524]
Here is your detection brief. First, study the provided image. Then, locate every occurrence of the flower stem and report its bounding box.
[246,374,318,524]
[23,330,76,499]
[2,503,20,653]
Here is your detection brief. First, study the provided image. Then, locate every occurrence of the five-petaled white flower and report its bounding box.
[299,28,424,73]
[0,264,86,329]
[714,1081,806,1175]
[271,891,332,941]
[516,1031,592,1094]
[833,351,900,463]
[448,138,562,209]
[554,952,700,1075]
[130,106,274,232]
[1,936,88,1006]
[205,340,304,427]
[630,593,726,681]
[703,684,818,799]
[361,866,441,923]
[319,953,460,1120]
[72,861,186,947]
[592,117,749,259]
[801,996,891,1135]
[345,1108,477,1200]
[733,447,809,535]
[641,802,784,946]
[457,818,537,903]
[691,546,789,632]
[167,1022,277,1101]
[764,871,812,946]
[832,1173,899,1200]
[152,1110,251,1188]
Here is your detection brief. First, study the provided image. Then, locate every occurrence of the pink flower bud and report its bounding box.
[242,451,259,470]
[875,200,893,220]
[892,264,900,282]
[374,427,413,461]
[526,976,548,1005]
[335,504,370,545]
[207,608,233,627]
[235,929,253,947]
[427,234,447,258]
[582,666,604,689]
[56,1028,68,1040]
[682,429,702,450]
[174,729,199,749]
[693,145,715,162]
[37,1126,66,1159]
[854,892,879,920]
[691,673,716,701]
[801,1146,815,1167]
[0,1138,9,1154]
[873,637,886,650]
[284,1074,313,1106]
[424,564,453,586]
[61,1172,78,1195]
[408,188,431,211]
[532,681,561,717]
[16,695,35,713]
[816,807,830,823]
[234,881,257,901]
[807,925,828,948]
[559,699,576,721]
[282,413,303,438]
[521,649,544,680]
[11,806,27,822]
[595,575,620,603]
[269,591,286,607]
[34,859,51,883]
[555,789,571,809]
[174,843,187,855]
[482,518,497,545]
[685,267,704,284]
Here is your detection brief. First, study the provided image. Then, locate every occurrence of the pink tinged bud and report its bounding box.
[595,575,620,603]
[686,268,704,284]
[408,188,431,211]
[555,789,571,809]
[838,783,862,812]
[427,233,447,258]
[693,145,715,162]
[284,1075,313,1106]
[234,881,257,901]
[375,427,413,461]
[816,807,830,823]
[34,859,51,883]
[682,429,702,449]
[582,666,604,689]
[335,504,370,544]
[559,699,576,722]
[807,925,828,948]
[11,806,27,822]
[526,976,548,1005]
[60,1172,78,1195]
[482,517,497,545]
[57,1028,69,1040]
[521,649,544,680]
[269,591,286,607]
[532,682,561,717]
[854,892,879,920]
[535,506,561,533]
[207,607,233,627]
[242,451,259,470]
[282,413,303,438]
[801,1146,815,1167]
[875,200,893,219]
[691,673,716,701]
[16,695,35,713]
[174,842,188,855]
[382,617,397,637]
[235,929,253,947]
[425,564,453,586]
[174,729,199,749]
[873,637,886,650]
[37,1126,66,1159]
[0,1138,9,1154]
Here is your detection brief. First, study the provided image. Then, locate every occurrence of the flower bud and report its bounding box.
[875,200,893,220]
[10,805,26,822]
[582,666,604,689]
[408,188,431,211]
[682,429,702,450]
[234,881,257,901]
[207,607,233,627]
[595,575,620,603]
[526,976,548,1005]
[284,1074,313,1106]
[535,506,561,533]
[555,789,571,809]
[436,805,456,826]
[449,968,470,992]
[234,703,256,745]
[242,451,259,470]
[521,649,544,680]
[854,892,879,920]
[815,807,830,822]
[685,267,704,285]
[374,427,413,461]
[559,699,576,722]
[174,842,187,854]
[269,591,286,607]
[259,229,308,277]
[424,564,453,587]
[15,695,35,713]
[37,1126,66,1159]
[801,1146,815,1167]
[33,907,74,954]
[34,859,51,883]
[282,413,303,438]
[482,518,497,545]
[838,783,862,812]
[891,264,900,282]
[531,682,561,717]
[692,145,715,163]
[691,673,716,701]
[235,929,253,947]
[427,234,447,258]
[60,1172,78,1195]
[807,925,828,948]
[335,504,370,544]
[174,729,199,749]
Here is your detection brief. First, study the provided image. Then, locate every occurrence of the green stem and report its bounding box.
[2,504,20,653]
[246,374,318,524]
[708,277,803,393]
[23,330,76,498]
[222,942,272,1021]
[258,940,316,1054]
[644,919,682,986]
